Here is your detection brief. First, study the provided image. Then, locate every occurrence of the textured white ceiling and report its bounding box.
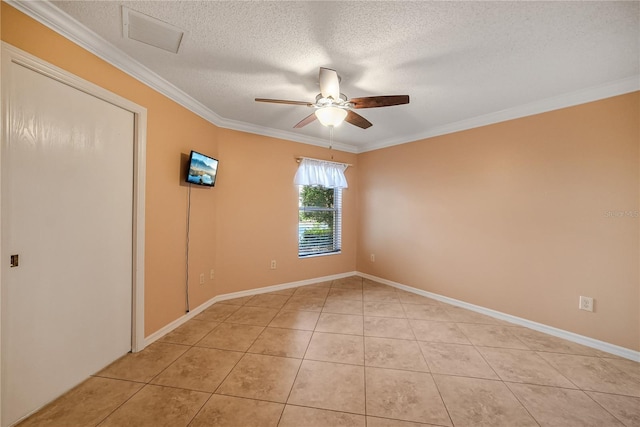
[49,1,639,152]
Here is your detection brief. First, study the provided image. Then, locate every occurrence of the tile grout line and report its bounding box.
[276,279,333,426]
[576,388,635,426]
[467,336,543,427]
[537,350,640,398]
[360,275,369,425]
[413,314,536,426]
[280,403,370,421]
[502,382,542,427]
[465,324,543,426]
[157,333,215,427]
[23,277,640,426]
[424,370,455,427]
[188,293,287,425]
[524,349,579,390]
[91,379,147,427]
[165,281,640,425]
[96,341,195,426]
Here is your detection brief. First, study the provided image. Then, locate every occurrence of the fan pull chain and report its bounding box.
[329,126,334,160]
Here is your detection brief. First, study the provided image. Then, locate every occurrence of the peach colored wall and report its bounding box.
[357,93,640,351]
[1,3,220,335]
[6,4,636,351]
[214,129,357,294]
[1,4,357,337]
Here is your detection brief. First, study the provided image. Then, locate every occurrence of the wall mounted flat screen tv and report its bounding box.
[186,150,218,187]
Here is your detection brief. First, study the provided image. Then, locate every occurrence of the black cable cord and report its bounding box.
[185,183,191,313]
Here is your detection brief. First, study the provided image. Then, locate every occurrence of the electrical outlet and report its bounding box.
[579,296,594,312]
[199,273,205,285]
[210,269,215,280]
[370,254,375,262]
[270,260,277,269]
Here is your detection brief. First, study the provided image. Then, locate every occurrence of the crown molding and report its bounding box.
[5,0,224,124]
[6,0,359,153]
[215,116,358,153]
[359,75,640,153]
[7,0,638,155]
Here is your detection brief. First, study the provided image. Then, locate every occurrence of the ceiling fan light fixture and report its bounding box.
[315,107,347,127]
[256,67,409,130]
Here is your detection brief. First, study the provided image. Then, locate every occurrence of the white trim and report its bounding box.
[0,38,3,427]
[357,272,640,362]
[0,42,147,358]
[298,251,343,260]
[7,0,637,155]
[131,105,146,353]
[4,0,222,126]
[361,76,640,153]
[214,117,358,154]
[4,0,358,154]
[144,271,357,346]
[144,269,640,361]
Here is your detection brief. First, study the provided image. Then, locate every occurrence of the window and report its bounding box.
[298,185,342,257]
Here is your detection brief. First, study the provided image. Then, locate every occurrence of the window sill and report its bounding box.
[298,251,342,259]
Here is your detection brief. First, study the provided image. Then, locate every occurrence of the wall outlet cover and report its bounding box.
[579,296,594,312]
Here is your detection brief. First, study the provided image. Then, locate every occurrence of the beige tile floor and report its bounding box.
[18,276,640,427]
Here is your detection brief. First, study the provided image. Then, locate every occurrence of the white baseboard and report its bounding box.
[358,272,640,362]
[143,270,638,362]
[143,271,357,347]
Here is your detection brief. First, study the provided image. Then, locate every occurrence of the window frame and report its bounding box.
[297,185,342,258]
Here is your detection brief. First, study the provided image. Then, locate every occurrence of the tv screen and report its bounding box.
[186,150,218,187]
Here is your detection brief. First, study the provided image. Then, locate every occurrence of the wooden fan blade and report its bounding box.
[294,113,318,128]
[350,95,410,109]
[345,110,372,129]
[319,67,340,100]
[255,98,312,106]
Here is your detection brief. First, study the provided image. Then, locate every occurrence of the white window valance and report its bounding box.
[293,158,349,189]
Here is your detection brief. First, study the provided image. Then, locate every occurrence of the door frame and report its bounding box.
[0,42,147,423]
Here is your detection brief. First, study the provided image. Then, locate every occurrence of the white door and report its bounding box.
[1,58,134,426]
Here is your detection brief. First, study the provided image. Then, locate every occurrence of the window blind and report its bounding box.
[298,186,342,256]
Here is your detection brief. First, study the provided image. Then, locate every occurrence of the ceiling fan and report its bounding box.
[255,67,410,129]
